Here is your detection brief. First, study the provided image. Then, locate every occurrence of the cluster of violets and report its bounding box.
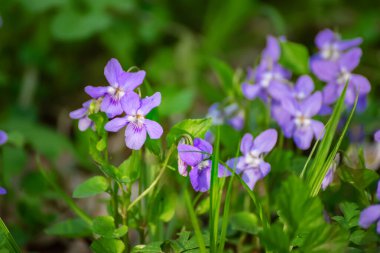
[240,29,371,151]
[0,130,7,195]
[70,58,163,150]
[177,129,277,191]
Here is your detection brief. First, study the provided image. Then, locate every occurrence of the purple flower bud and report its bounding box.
[69,100,94,131]
[0,187,6,195]
[0,130,8,145]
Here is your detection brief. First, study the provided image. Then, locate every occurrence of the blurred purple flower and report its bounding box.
[69,100,94,131]
[177,138,188,176]
[359,180,380,234]
[292,75,315,101]
[226,129,277,190]
[279,92,325,150]
[85,58,145,118]
[0,130,8,145]
[375,130,380,142]
[105,92,163,150]
[178,138,227,192]
[0,187,6,195]
[207,103,245,131]
[313,48,371,107]
[313,29,362,62]
[322,153,340,190]
[242,36,291,102]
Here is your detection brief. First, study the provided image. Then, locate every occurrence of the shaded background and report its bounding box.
[0,0,380,252]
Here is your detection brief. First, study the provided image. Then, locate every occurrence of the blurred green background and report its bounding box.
[0,0,380,252]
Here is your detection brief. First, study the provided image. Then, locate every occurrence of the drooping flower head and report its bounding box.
[359,180,380,234]
[69,100,97,131]
[279,92,325,150]
[85,58,146,118]
[0,187,6,195]
[313,48,371,108]
[242,36,291,102]
[321,153,340,190]
[375,130,380,143]
[105,92,163,150]
[226,129,277,190]
[313,29,362,62]
[0,130,8,145]
[177,138,227,192]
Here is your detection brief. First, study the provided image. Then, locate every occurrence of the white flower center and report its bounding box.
[260,72,273,88]
[294,112,311,129]
[107,85,125,100]
[294,92,305,101]
[244,150,262,168]
[337,68,351,85]
[321,43,340,61]
[198,160,209,170]
[127,111,145,126]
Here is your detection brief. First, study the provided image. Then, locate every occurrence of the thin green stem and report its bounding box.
[184,188,207,253]
[0,217,21,253]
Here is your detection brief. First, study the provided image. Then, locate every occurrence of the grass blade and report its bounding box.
[0,217,22,253]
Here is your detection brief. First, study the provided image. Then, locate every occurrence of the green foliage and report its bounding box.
[279,41,310,74]
[339,166,379,192]
[260,223,290,253]
[91,238,125,253]
[166,118,212,146]
[0,218,21,253]
[118,150,141,183]
[92,216,128,238]
[208,58,235,97]
[160,86,195,116]
[73,176,109,198]
[229,212,259,234]
[45,218,92,238]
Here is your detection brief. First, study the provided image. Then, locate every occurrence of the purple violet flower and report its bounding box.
[207,103,245,131]
[375,130,380,143]
[0,130,8,145]
[312,48,371,107]
[359,180,380,234]
[313,29,362,62]
[105,92,163,150]
[279,92,325,150]
[177,138,227,192]
[242,36,291,102]
[321,153,340,190]
[69,100,94,131]
[226,129,277,190]
[85,58,146,118]
[177,138,188,176]
[0,187,6,195]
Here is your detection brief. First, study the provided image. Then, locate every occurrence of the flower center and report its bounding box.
[337,68,351,85]
[260,72,273,88]
[321,43,340,61]
[294,113,311,128]
[108,86,125,100]
[198,160,209,170]
[127,113,145,126]
[244,150,262,167]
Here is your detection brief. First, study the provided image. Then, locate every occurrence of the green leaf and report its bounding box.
[91,238,125,253]
[259,222,290,253]
[19,0,65,13]
[156,190,177,222]
[195,197,210,215]
[229,212,259,234]
[118,151,141,183]
[45,218,92,238]
[339,166,379,191]
[73,176,109,199]
[160,86,195,116]
[92,216,128,238]
[0,218,22,253]
[208,58,234,97]
[132,242,163,253]
[166,118,212,146]
[279,41,309,74]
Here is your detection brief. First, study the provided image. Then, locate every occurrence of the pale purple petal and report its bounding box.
[294,127,314,150]
[0,187,6,195]
[321,168,334,190]
[226,157,242,173]
[189,166,211,192]
[339,48,362,71]
[271,103,291,126]
[69,108,87,119]
[241,169,262,190]
[375,130,380,143]
[125,123,147,150]
[322,83,339,105]
[267,81,291,101]
[119,70,146,91]
[240,133,253,154]
[282,120,295,138]
[337,38,362,50]
[193,138,213,155]
[178,158,188,176]
[178,144,203,167]
[281,97,299,116]
[105,116,129,132]
[262,35,280,62]
[139,92,161,115]
[359,205,380,229]
[104,58,123,86]
[377,180,380,201]
[205,131,214,144]
[310,59,339,82]
[78,117,92,131]
[101,95,123,117]
[301,92,322,117]
[121,92,141,115]
[253,129,278,153]
[294,75,314,98]
[315,29,336,49]
[351,74,371,95]
[259,161,271,177]
[311,120,325,140]
[144,119,163,139]
[0,131,7,145]
[377,220,380,234]
[344,86,356,106]
[218,163,231,177]
[85,86,108,98]
[228,112,245,131]
[242,83,261,100]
